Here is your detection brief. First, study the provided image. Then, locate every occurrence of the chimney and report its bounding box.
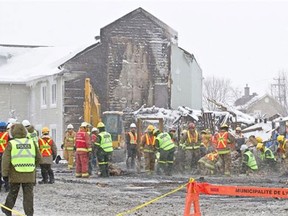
[244,84,250,97]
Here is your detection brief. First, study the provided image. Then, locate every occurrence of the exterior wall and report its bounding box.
[100,11,176,110]
[28,76,64,153]
[170,45,202,109]
[246,95,287,118]
[0,84,29,121]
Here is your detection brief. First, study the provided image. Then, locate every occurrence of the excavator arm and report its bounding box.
[84,78,101,127]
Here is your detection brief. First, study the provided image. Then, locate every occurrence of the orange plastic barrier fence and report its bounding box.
[184,178,288,216]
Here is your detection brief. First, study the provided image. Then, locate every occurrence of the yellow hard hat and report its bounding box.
[97,122,105,128]
[220,124,229,129]
[235,127,241,131]
[277,135,285,142]
[42,127,50,134]
[256,137,263,143]
[147,125,154,132]
[256,143,264,150]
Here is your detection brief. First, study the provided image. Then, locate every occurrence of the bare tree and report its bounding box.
[203,76,240,110]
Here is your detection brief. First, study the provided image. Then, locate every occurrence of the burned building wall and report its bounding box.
[101,9,176,111]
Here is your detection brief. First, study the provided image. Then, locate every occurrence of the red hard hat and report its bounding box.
[188,122,195,129]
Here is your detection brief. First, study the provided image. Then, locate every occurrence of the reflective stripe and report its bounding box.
[76,148,89,152]
[66,147,74,151]
[216,132,229,151]
[0,132,8,152]
[11,138,36,172]
[38,138,52,157]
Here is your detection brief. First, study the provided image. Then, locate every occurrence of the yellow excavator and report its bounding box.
[84,78,123,148]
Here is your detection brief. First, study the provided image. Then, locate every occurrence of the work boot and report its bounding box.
[39,170,48,184]
[48,170,55,184]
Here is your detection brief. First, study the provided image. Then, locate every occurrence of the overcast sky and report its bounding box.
[1,0,288,96]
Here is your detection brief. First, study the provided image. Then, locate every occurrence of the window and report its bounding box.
[51,83,57,107]
[50,124,57,142]
[41,83,47,108]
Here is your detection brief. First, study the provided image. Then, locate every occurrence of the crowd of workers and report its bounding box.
[0,118,287,216]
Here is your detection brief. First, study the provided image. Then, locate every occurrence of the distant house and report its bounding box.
[234,85,287,119]
[0,7,203,151]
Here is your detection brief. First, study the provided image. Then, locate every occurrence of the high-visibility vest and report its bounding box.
[99,132,113,153]
[38,138,53,157]
[143,134,155,153]
[156,132,175,151]
[185,131,200,149]
[128,132,137,144]
[10,138,36,172]
[261,147,276,161]
[244,150,258,170]
[28,130,38,143]
[215,132,230,154]
[0,132,9,153]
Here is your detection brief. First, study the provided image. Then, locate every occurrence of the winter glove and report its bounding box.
[53,154,57,161]
[73,146,76,151]
[61,144,64,149]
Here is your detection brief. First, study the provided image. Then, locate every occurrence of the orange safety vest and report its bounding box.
[215,132,229,150]
[128,132,137,144]
[144,134,155,146]
[38,138,53,157]
[0,132,9,153]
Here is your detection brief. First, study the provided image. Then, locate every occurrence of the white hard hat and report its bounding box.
[22,120,31,127]
[91,127,99,133]
[80,122,88,127]
[67,124,74,129]
[240,144,248,151]
[130,123,136,128]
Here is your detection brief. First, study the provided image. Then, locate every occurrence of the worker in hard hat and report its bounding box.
[140,125,156,175]
[240,144,258,175]
[90,127,99,173]
[153,128,176,176]
[22,119,38,143]
[234,126,246,154]
[38,127,57,184]
[256,140,277,171]
[276,135,288,170]
[213,124,236,176]
[179,122,201,174]
[125,123,138,171]
[199,129,214,157]
[62,124,76,170]
[75,122,92,178]
[198,150,221,175]
[0,121,9,192]
[95,122,113,177]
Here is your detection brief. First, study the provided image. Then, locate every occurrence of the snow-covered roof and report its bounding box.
[0,44,89,83]
[242,122,273,141]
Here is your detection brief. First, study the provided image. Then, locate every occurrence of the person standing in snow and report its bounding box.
[125,123,138,170]
[179,122,201,174]
[213,124,236,176]
[75,122,92,178]
[62,124,76,169]
[1,123,42,216]
[38,127,57,184]
[95,122,113,177]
